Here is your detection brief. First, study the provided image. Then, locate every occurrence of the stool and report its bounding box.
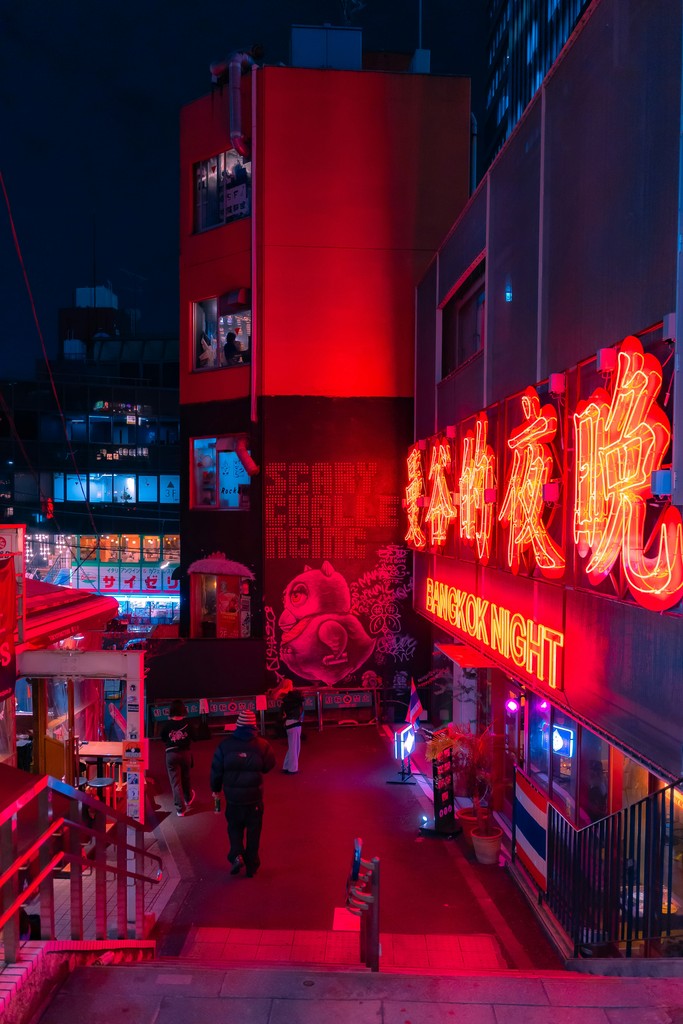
[88,777,115,807]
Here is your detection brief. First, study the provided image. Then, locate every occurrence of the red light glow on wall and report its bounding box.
[459,414,495,564]
[573,335,683,611]
[498,389,565,579]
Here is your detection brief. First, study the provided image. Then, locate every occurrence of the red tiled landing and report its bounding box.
[180,927,506,971]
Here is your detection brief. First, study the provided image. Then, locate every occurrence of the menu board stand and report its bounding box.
[419,730,462,838]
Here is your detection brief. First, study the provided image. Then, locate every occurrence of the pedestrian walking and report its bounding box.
[160,698,196,817]
[210,709,275,877]
[277,678,304,774]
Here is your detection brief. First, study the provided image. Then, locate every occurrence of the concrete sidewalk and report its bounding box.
[33,963,683,1023]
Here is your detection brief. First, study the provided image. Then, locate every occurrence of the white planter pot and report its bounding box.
[471,826,502,865]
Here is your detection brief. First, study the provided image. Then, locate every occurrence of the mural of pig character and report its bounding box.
[278,561,376,685]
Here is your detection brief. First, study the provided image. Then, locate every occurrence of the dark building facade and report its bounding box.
[410,0,683,955]
[484,0,591,167]
[0,294,181,628]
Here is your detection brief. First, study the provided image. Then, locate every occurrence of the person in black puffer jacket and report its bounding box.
[210,709,275,877]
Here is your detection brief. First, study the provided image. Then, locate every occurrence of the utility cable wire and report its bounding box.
[0,169,100,549]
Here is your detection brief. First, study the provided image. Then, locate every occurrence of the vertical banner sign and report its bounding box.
[432,728,456,832]
[125,659,145,823]
[0,557,16,701]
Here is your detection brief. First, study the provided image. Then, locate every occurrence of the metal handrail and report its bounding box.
[544,777,682,956]
[1,772,163,964]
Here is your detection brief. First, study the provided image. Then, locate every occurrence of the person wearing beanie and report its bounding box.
[160,698,196,817]
[210,707,275,877]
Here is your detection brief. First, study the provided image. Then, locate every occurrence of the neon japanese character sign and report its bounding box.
[404,334,683,613]
[498,388,565,578]
[459,414,495,563]
[404,444,427,550]
[424,440,458,547]
[573,335,683,611]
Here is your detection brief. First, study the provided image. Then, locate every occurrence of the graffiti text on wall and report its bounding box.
[266,462,399,560]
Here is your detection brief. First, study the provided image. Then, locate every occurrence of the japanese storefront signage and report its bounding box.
[406,337,683,613]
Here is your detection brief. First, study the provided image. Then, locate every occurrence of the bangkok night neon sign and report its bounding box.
[425,576,564,688]
[407,336,683,612]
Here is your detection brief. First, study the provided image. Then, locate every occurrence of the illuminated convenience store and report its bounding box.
[407,0,683,956]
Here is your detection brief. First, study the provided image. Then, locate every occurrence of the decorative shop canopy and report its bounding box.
[186,553,255,579]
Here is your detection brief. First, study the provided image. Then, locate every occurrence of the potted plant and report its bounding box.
[425,723,503,862]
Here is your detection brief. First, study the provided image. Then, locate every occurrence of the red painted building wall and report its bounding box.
[167,60,471,698]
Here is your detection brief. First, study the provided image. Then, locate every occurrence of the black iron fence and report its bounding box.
[546,779,682,956]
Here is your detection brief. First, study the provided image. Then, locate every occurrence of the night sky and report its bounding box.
[1,0,486,379]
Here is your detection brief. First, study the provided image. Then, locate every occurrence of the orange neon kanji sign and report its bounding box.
[459,415,495,563]
[424,440,457,547]
[404,444,427,550]
[573,335,683,611]
[498,388,565,578]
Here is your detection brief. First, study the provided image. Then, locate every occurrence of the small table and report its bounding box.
[79,741,123,778]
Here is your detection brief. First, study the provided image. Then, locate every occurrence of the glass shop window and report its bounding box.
[99,535,120,563]
[550,709,578,823]
[191,573,250,639]
[163,535,180,562]
[194,149,251,232]
[53,474,65,502]
[143,536,161,562]
[441,265,485,378]
[89,473,113,503]
[121,535,141,563]
[79,536,99,562]
[191,436,251,510]
[139,476,158,502]
[160,476,179,504]
[193,298,251,372]
[577,728,610,826]
[527,693,550,787]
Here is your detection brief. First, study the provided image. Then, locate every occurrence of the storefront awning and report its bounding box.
[21,579,119,650]
[435,642,498,669]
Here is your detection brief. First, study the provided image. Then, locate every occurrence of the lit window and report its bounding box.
[193,297,251,372]
[190,573,251,639]
[191,436,252,510]
[143,536,161,562]
[160,476,179,504]
[139,476,158,502]
[163,535,180,563]
[121,535,141,563]
[89,474,112,503]
[194,149,251,232]
[112,475,136,503]
[66,474,87,502]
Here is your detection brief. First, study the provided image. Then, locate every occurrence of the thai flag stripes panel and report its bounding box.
[514,771,548,892]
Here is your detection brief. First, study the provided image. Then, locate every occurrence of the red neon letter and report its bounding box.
[573,336,683,611]
[424,441,457,547]
[459,414,496,564]
[498,388,565,578]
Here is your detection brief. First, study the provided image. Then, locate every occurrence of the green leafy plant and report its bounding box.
[425,724,498,835]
